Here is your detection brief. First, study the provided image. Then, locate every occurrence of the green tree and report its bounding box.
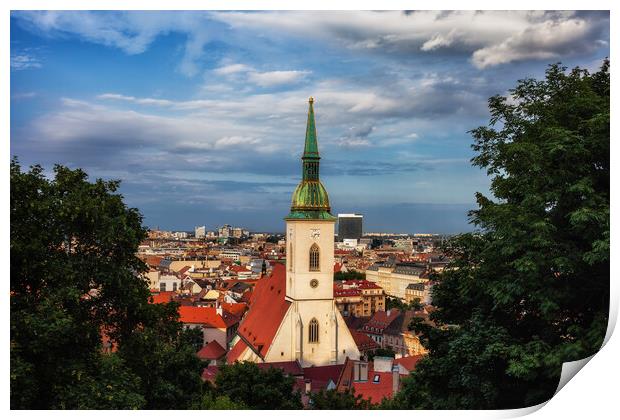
[367,348,396,360]
[192,393,248,410]
[10,161,203,409]
[215,362,302,409]
[396,61,609,409]
[309,388,371,409]
[334,270,366,281]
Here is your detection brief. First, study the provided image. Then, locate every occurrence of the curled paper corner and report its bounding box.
[496,355,599,418]
[501,309,618,418]
[553,354,595,397]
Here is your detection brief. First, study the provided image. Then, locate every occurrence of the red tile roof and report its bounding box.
[257,361,303,376]
[220,302,248,318]
[178,306,239,328]
[197,340,227,360]
[231,264,291,361]
[350,330,380,352]
[239,290,253,303]
[226,340,248,364]
[144,256,163,267]
[337,359,401,405]
[303,364,344,384]
[177,265,192,275]
[395,355,424,372]
[350,371,395,404]
[334,262,344,273]
[229,265,252,273]
[361,309,401,334]
[150,291,175,304]
[201,365,219,383]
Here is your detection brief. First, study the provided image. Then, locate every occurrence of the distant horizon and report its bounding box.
[142,200,476,235]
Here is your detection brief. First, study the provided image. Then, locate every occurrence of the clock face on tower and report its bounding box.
[310,229,320,239]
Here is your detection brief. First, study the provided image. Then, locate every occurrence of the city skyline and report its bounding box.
[10,11,610,233]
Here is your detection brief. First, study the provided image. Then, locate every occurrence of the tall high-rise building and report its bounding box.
[195,225,206,238]
[337,213,363,241]
[227,97,360,367]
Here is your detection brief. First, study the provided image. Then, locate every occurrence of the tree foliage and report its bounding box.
[396,61,609,409]
[10,161,204,409]
[309,388,371,409]
[214,362,303,409]
[334,270,366,281]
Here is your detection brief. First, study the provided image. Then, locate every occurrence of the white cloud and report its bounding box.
[247,70,311,87]
[212,10,608,68]
[11,53,41,70]
[471,18,602,68]
[213,63,253,75]
[12,10,608,75]
[14,11,214,76]
[338,138,371,148]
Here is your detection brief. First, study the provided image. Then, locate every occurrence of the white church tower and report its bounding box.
[282,97,359,366]
[226,97,360,367]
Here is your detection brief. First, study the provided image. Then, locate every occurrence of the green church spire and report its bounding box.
[285,97,336,221]
[303,97,320,159]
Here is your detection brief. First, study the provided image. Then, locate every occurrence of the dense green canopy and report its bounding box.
[10,161,204,409]
[394,61,610,409]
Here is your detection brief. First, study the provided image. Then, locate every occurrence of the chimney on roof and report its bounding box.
[305,379,312,394]
[392,364,400,394]
[216,306,223,317]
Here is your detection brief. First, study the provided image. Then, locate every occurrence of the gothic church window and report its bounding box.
[309,243,320,271]
[309,318,319,343]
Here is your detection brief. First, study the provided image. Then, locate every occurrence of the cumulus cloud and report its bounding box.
[247,70,311,87]
[12,10,608,76]
[212,10,609,68]
[471,18,606,68]
[338,124,375,148]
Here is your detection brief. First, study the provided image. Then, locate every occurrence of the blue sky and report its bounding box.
[10,11,610,233]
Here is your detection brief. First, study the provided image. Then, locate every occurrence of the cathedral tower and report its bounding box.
[285,97,336,301]
[226,98,360,367]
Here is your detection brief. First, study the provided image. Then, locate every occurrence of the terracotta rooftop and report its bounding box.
[350,330,380,352]
[149,291,175,304]
[201,365,219,383]
[361,309,402,334]
[395,355,424,372]
[197,340,227,360]
[178,306,239,328]
[257,361,303,376]
[229,263,291,361]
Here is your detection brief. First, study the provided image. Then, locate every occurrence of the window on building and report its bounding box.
[309,318,319,343]
[289,243,293,271]
[172,282,178,291]
[309,244,320,271]
[159,282,166,292]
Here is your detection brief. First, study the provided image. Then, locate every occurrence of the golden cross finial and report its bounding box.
[309,96,314,104]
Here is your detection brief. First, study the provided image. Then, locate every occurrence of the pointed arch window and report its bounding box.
[309,318,319,343]
[309,243,320,271]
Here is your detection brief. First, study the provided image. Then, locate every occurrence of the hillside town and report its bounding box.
[139,226,448,405]
[120,98,458,406]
